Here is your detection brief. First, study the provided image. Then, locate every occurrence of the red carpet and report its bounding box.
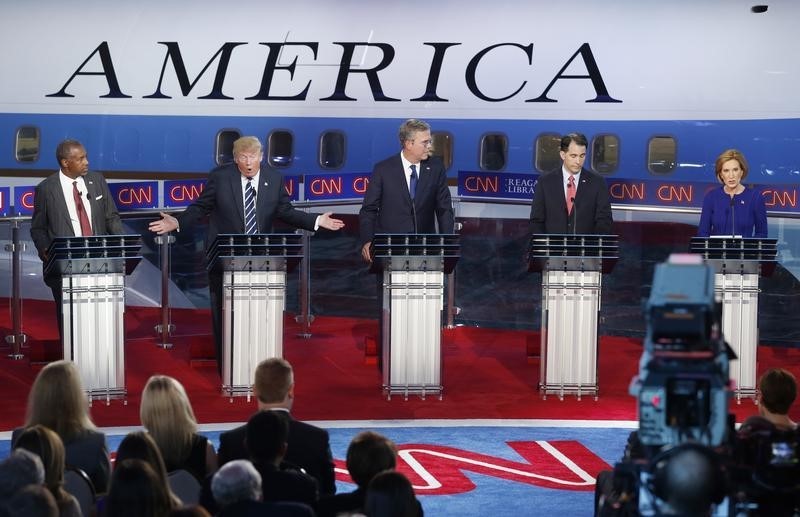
[1,302,798,431]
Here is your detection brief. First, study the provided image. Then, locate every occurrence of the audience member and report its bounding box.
[211,460,314,517]
[115,431,182,507]
[13,360,111,493]
[168,505,211,517]
[217,358,336,495]
[13,425,81,517]
[742,368,798,432]
[140,375,217,482]
[0,448,46,501]
[105,459,175,517]
[364,471,422,517]
[318,431,398,517]
[4,484,58,517]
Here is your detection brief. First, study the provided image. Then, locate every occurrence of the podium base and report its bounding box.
[382,383,443,401]
[538,382,598,401]
[87,387,127,406]
[221,384,254,402]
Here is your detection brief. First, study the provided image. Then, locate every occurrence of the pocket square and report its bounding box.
[95,195,103,200]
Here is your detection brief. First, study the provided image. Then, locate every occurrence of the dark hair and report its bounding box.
[759,368,797,415]
[365,470,420,517]
[106,459,174,517]
[560,132,588,152]
[245,410,289,463]
[346,431,397,488]
[55,139,83,166]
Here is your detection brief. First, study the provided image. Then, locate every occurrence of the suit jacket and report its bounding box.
[359,154,454,245]
[528,167,613,235]
[177,164,318,251]
[217,499,315,517]
[217,412,336,496]
[30,171,124,260]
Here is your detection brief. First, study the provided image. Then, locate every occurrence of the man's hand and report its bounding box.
[361,241,372,263]
[148,212,179,235]
[319,212,345,231]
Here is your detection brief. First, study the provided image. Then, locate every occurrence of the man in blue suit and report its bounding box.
[149,136,344,372]
[528,132,613,235]
[359,118,454,260]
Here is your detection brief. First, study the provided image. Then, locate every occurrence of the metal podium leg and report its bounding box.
[716,273,760,402]
[539,270,600,400]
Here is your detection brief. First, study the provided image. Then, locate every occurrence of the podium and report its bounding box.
[207,234,302,398]
[45,235,142,402]
[528,234,618,399]
[690,237,777,400]
[371,234,460,399]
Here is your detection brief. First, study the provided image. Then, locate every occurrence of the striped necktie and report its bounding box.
[244,179,257,234]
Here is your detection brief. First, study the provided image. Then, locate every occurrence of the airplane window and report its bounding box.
[647,136,677,174]
[215,129,241,165]
[15,126,40,163]
[319,131,346,169]
[431,132,453,171]
[480,133,507,171]
[591,134,619,175]
[268,130,293,168]
[534,134,561,173]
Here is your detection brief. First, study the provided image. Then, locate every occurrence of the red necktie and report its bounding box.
[73,181,93,236]
[566,176,576,215]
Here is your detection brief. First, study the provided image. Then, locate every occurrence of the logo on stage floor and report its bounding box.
[334,440,609,495]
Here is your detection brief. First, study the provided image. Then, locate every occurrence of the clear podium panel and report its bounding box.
[221,270,286,398]
[383,270,444,399]
[63,273,126,401]
[540,270,601,399]
[715,272,760,400]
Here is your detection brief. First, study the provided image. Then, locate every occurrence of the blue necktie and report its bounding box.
[244,179,257,234]
[409,164,418,199]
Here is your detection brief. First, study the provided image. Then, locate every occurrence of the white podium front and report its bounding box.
[529,234,618,400]
[208,234,302,399]
[372,234,459,400]
[690,237,777,401]
[47,235,142,403]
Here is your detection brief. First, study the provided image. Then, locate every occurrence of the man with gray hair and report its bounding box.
[211,459,313,517]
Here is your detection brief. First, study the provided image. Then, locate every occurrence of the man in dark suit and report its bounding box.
[216,358,336,496]
[358,118,454,261]
[528,132,613,235]
[30,139,124,342]
[148,136,344,370]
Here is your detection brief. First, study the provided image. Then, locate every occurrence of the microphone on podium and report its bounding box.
[570,197,577,235]
[729,196,736,238]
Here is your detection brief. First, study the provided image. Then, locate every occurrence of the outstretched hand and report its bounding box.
[319,212,345,231]
[148,212,179,235]
[361,241,372,263]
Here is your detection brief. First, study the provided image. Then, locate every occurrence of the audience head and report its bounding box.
[13,425,69,501]
[25,360,95,442]
[758,368,797,416]
[4,484,58,517]
[115,431,173,489]
[140,375,198,468]
[211,459,262,508]
[656,446,719,516]
[346,431,398,489]
[0,448,45,501]
[254,358,294,409]
[246,409,289,465]
[365,470,420,517]
[106,459,174,517]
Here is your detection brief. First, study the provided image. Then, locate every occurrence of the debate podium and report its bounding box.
[690,237,778,401]
[46,235,142,402]
[528,234,618,399]
[371,234,460,400]
[207,234,302,398]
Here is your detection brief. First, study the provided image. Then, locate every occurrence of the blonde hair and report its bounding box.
[14,425,72,507]
[714,149,749,183]
[232,136,262,157]
[25,360,96,443]
[254,358,293,404]
[139,375,198,469]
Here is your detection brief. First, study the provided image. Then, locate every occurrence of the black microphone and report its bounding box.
[570,197,577,235]
[729,196,736,237]
[411,201,418,234]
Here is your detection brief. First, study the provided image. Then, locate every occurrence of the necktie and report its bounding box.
[72,181,92,236]
[566,175,576,215]
[244,179,257,235]
[409,164,418,199]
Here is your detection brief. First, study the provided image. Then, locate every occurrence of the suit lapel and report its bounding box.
[52,177,75,236]
[256,171,271,225]
[414,160,434,205]
[229,168,245,229]
[394,156,414,206]
[84,175,100,232]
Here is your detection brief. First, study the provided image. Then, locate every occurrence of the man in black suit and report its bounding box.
[358,118,454,261]
[528,132,612,235]
[30,139,124,342]
[148,136,344,370]
[216,358,336,496]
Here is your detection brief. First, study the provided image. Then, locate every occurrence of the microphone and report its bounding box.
[411,201,418,234]
[729,196,736,237]
[570,197,577,235]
